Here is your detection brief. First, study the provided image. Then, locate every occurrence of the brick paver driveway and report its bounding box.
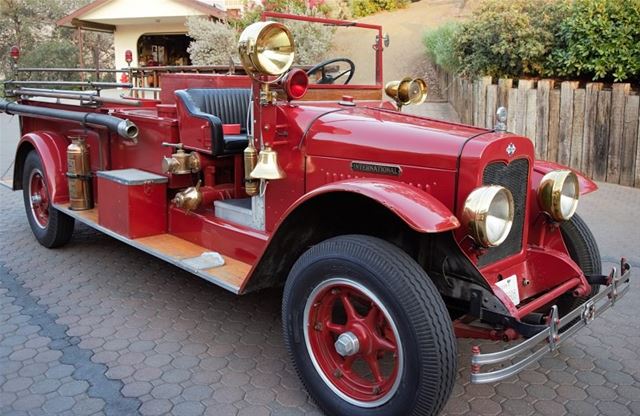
[0,182,638,416]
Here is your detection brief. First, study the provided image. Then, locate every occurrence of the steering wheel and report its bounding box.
[306,58,356,85]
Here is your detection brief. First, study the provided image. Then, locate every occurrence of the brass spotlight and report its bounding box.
[238,21,295,77]
[385,77,428,110]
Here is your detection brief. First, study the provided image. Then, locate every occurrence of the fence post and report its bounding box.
[621,95,639,187]
[464,79,473,125]
[516,80,534,135]
[525,89,537,145]
[582,83,603,177]
[558,81,579,166]
[570,89,586,170]
[593,90,612,181]
[485,84,498,129]
[607,83,631,183]
[547,90,561,161]
[535,80,554,160]
[497,79,512,109]
[474,76,492,128]
[507,88,518,133]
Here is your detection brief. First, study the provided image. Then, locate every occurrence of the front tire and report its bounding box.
[22,151,74,248]
[282,235,456,416]
[557,213,601,315]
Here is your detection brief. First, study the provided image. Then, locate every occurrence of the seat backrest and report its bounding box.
[184,88,251,132]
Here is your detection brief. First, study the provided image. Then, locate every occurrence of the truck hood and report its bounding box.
[304,107,490,170]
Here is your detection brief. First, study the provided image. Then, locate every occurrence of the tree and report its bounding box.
[0,0,114,82]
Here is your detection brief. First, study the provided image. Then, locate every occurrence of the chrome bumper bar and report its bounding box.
[471,260,631,384]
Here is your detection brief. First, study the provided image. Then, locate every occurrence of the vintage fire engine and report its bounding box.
[1,12,631,416]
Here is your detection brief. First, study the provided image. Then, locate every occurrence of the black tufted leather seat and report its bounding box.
[175,88,251,155]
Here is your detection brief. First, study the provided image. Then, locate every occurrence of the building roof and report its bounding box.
[57,0,226,32]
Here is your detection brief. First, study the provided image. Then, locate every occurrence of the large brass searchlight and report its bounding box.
[238,21,295,77]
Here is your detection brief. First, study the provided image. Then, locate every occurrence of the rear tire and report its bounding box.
[282,235,456,416]
[22,151,74,248]
[557,214,601,315]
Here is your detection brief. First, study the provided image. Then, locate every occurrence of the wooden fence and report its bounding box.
[434,66,640,188]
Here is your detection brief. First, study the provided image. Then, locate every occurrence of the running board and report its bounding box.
[55,203,250,294]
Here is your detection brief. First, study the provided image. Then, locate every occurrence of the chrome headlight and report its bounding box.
[537,170,579,221]
[462,185,514,248]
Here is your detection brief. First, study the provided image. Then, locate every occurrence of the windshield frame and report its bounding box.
[260,12,384,91]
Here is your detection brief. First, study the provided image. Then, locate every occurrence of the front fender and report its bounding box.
[533,160,597,196]
[14,131,69,203]
[289,178,460,233]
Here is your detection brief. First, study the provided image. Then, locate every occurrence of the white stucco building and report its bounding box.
[57,0,230,70]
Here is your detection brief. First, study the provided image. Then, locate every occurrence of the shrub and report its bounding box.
[546,0,640,81]
[423,22,461,74]
[453,0,566,78]
[186,17,238,66]
[351,0,410,18]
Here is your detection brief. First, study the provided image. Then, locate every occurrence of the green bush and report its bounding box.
[547,0,640,81]
[434,0,640,82]
[351,0,409,18]
[423,22,461,74]
[453,0,566,78]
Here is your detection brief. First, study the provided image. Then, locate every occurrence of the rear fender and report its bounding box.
[533,160,597,196]
[13,132,69,203]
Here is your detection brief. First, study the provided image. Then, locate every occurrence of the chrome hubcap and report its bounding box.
[335,331,360,357]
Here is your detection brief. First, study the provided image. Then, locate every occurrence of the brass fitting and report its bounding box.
[162,143,201,175]
[172,180,202,213]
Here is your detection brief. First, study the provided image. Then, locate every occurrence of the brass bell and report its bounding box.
[250,147,286,180]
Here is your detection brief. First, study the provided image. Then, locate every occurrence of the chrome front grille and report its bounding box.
[478,158,529,267]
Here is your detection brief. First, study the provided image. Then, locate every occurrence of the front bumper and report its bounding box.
[470,259,631,384]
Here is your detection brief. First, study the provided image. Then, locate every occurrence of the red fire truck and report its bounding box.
[1,12,631,416]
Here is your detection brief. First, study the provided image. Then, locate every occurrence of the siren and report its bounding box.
[385,77,428,110]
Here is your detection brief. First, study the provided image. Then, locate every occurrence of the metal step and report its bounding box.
[54,203,250,294]
[214,197,264,230]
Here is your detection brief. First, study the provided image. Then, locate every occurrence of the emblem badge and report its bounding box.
[506,143,516,157]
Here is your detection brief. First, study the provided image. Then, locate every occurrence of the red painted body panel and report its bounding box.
[291,177,459,233]
[305,107,488,171]
[97,176,167,239]
[16,131,69,204]
[110,108,179,174]
[168,207,268,265]
[305,156,457,219]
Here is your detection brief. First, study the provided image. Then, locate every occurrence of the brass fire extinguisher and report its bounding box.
[66,136,93,210]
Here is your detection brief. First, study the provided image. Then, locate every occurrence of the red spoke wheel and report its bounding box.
[304,278,402,407]
[22,151,74,248]
[28,169,50,229]
[283,235,456,416]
